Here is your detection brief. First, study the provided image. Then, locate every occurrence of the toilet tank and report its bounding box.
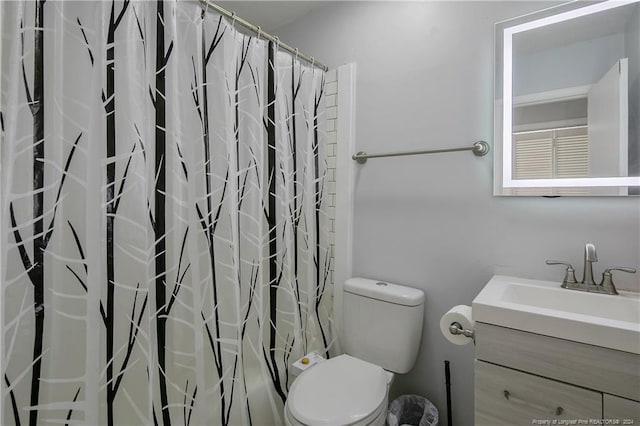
[343,278,425,374]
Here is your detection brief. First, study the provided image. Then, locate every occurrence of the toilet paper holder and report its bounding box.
[448,322,475,340]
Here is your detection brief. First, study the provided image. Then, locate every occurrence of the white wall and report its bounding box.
[277,2,640,425]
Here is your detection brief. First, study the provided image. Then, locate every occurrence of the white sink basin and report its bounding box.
[472,275,640,354]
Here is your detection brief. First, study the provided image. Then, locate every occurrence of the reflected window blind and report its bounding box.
[513,126,589,195]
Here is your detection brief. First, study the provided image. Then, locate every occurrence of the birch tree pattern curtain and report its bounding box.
[1,1,333,424]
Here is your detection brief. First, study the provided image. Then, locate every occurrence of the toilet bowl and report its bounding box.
[284,355,394,426]
[284,278,425,426]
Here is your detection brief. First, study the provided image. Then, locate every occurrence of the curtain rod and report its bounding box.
[198,0,329,72]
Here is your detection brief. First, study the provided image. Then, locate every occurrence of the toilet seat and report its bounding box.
[285,397,387,426]
[286,354,388,426]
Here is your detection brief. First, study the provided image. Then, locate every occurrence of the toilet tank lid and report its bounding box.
[345,277,424,306]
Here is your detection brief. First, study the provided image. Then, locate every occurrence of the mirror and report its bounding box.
[494,0,640,196]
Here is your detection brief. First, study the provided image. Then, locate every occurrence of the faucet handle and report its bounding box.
[604,267,637,274]
[546,260,578,286]
[600,267,637,295]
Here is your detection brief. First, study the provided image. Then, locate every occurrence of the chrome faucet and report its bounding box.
[546,243,637,295]
[582,243,597,285]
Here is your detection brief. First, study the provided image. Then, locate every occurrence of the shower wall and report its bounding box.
[325,69,338,298]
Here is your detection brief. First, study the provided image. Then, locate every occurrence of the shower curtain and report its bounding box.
[1,1,333,425]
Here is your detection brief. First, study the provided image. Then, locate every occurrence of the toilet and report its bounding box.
[284,277,425,426]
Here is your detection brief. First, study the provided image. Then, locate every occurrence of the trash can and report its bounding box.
[387,395,439,426]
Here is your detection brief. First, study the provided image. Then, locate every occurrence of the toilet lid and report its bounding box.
[288,354,388,425]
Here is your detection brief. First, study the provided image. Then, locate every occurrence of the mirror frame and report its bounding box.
[496,0,640,193]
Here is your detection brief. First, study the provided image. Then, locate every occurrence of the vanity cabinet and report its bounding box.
[475,323,640,425]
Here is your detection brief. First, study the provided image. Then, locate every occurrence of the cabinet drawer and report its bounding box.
[604,394,640,423]
[475,361,602,426]
[476,323,640,401]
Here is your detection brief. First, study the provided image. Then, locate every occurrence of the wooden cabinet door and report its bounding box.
[475,360,602,426]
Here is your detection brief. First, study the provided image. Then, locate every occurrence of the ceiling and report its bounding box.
[213,1,328,33]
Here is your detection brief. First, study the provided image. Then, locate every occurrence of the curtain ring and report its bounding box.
[294,48,299,61]
[311,57,315,68]
[274,36,280,50]
[231,11,237,28]
[202,0,209,18]
[256,25,262,41]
